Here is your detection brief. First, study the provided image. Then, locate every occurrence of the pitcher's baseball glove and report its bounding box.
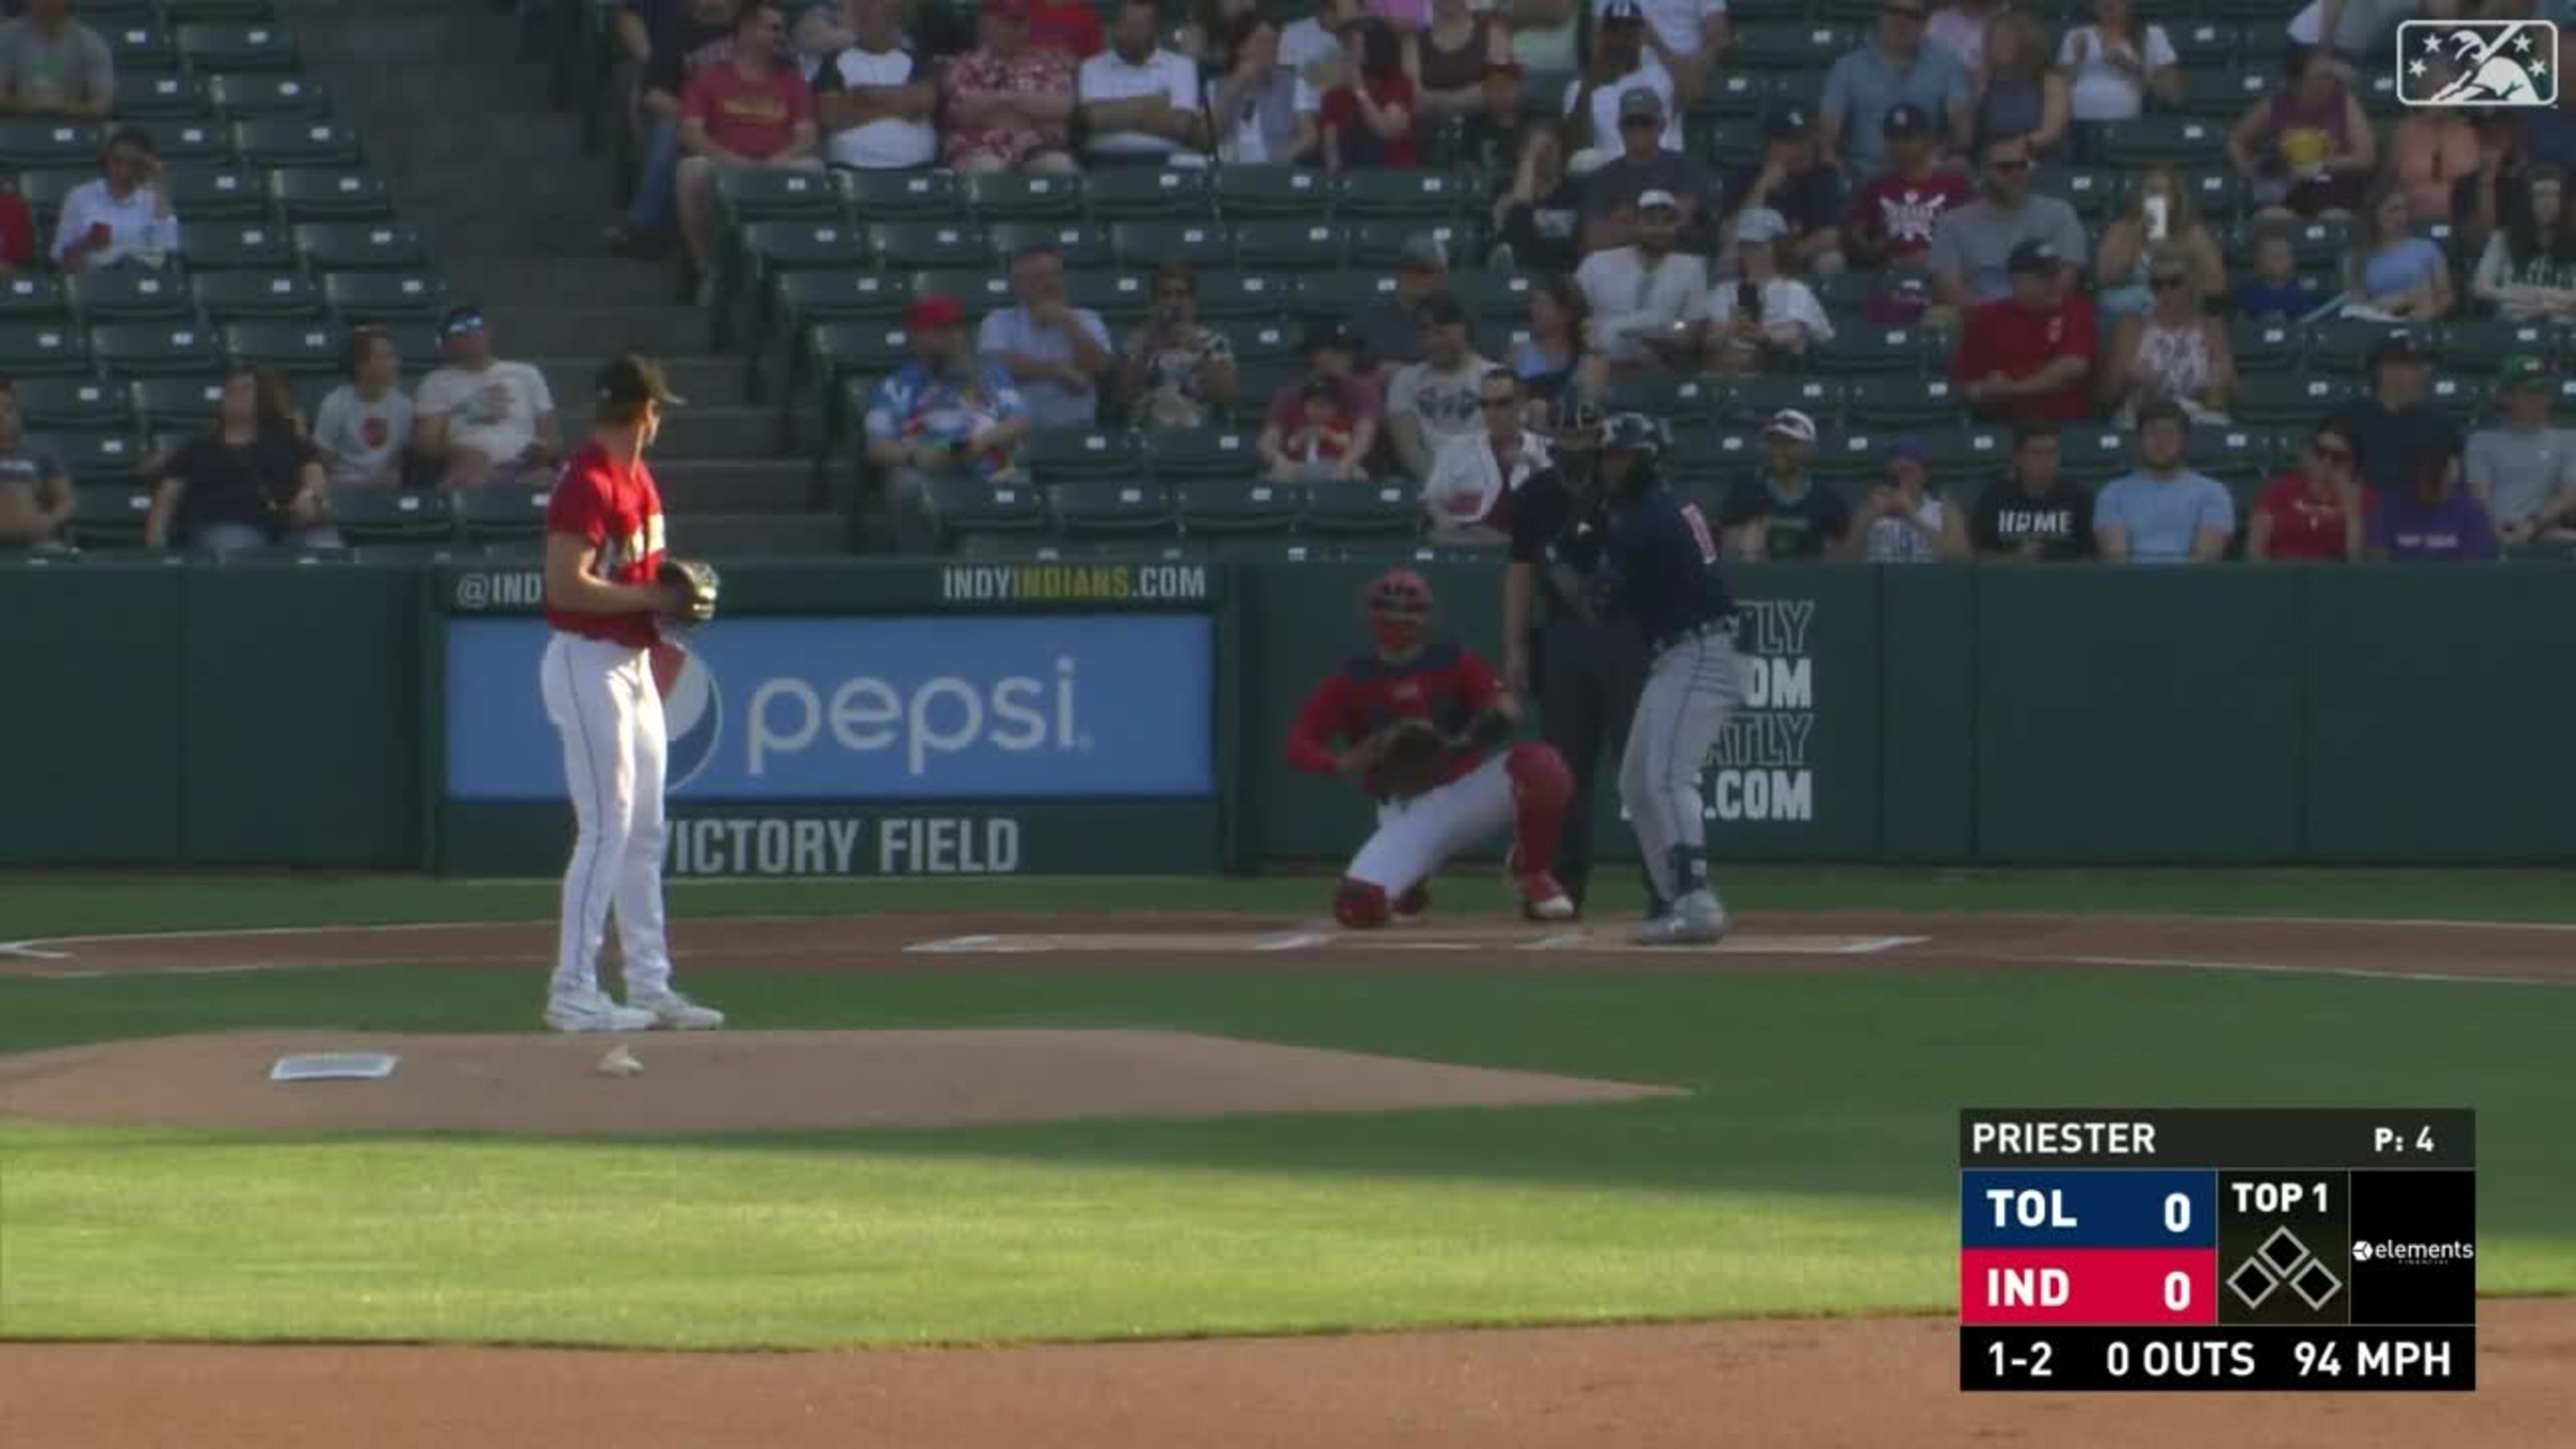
[1374,719,1453,802]
[659,558,720,624]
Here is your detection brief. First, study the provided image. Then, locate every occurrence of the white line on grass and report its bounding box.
[2070,955,2574,988]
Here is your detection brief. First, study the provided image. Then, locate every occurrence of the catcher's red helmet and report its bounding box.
[1363,568,1433,618]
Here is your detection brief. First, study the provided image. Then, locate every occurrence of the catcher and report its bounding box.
[1284,569,1577,928]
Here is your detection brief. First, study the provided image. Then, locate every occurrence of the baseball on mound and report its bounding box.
[596,1045,644,1078]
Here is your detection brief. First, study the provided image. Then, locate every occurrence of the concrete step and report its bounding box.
[651,460,818,513]
[563,403,783,463]
[498,303,713,359]
[537,355,755,409]
[678,513,852,557]
[353,109,594,177]
[293,14,538,66]
[444,252,680,309]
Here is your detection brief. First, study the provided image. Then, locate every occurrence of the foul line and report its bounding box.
[2070,955,2574,989]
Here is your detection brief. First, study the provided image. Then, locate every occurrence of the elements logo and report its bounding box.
[2353,1239,2476,1265]
[2227,1227,2345,1311]
[2397,21,2558,109]
[651,637,724,791]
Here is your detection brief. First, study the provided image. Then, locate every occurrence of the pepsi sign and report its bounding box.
[445,614,1217,801]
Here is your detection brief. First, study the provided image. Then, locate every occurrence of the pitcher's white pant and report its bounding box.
[541,632,675,1000]
[1346,755,1518,892]
[1620,629,1747,901]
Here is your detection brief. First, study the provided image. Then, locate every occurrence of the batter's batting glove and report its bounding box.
[659,558,720,623]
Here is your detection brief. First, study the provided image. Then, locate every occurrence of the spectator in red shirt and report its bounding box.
[1259,320,1383,481]
[676,1,819,299]
[2248,418,2372,563]
[1951,238,2096,423]
[943,0,1082,173]
[1029,0,1106,59]
[0,179,32,268]
[1321,17,1419,170]
[1846,102,1971,273]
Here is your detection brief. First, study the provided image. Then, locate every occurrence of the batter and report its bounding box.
[1285,569,1578,928]
[1590,413,1744,946]
[538,355,724,1033]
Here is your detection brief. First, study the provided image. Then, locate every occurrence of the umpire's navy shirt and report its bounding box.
[1601,484,1737,646]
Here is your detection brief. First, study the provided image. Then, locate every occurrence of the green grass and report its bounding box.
[6,867,2576,938]
[3,963,2571,1348]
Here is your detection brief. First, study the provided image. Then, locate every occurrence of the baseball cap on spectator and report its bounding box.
[1734,207,1790,246]
[596,354,686,408]
[2501,354,2553,390]
[107,123,158,155]
[440,305,487,339]
[1415,291,1468,327]
[1762,99,1812,139]
[1599,0,1645,28]
[1637,188,1681,215]
[1763,408,1819,444]
[1883,103,1929,138]
[1301,319,1357,356]
[1619,88,1665,123]
[1395,233,1449,272]
[2006,239,2061,275]
[906,294,965,331]
[2134,398,2189,430]
[1888,436,1930,467]
[2372,328,2427,366]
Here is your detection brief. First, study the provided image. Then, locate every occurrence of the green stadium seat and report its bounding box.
[323,271,452,325]
[2190,425,2272,487]
[454,480,554,542]
[1727,23,1852,73]
[0,119,100,169]
[270,169,394,221]
[2233,216,2348,269]
[90,320,223,377]
[0,273,64,322]
[2171,69,2267,122]
[2234,374,2359,427]
[184,219,295,270]
[1349,219,1472,269]
[1226,318,1301,361]
[2054,425,2133,486]
[1176,477,1298,536]
[1050,478,1174,538]
[1111,220,1233,270]
[1915,425,2009,473]
[713,163,837,227]
[1300,477,1420,538]
[65,269,191,322]
[989,220,1112,269]
[1848,374,1965,427]
[1292,272,1400,322]
[1145,425,1262,486]
[906,267,1012,314]
[1692,70,1770,122]
[153,120,233,165]
[2091,116,2225,168]
[1083,166,1208,220]
[1602,372,1717,424]
[328,486,454,543]
[116,73,206,118]
[1716,376,1844,426]
[1814,323,1929,377]
[1061,268,1150,324]
[15,168,87,230]
[175,23,299,71]
[2427,374,2492,423]
[869,219,977,269]
[13,377,130,430]
[163,165,268,219]
[2164,21,2242,69]
[0,321,87,376]
[2034,167,2127,224]
[771,269,907,327]
[1809,434,1886,489]
[837,166,962,219]
[1233,218,1342,271]
[962,169,1083,220]
[2229,319,2303,375]
[2444,318,2558,365]
[192,269,324,321]
[1026,427,1141,486]
[205,73,329,118]
[922,474,1048,544]
[221,319,339,374]
[381,320,443,373]
[102,24,179,74]
[293,221,428,272]
[69,483,155,547]
[42,430,148,486]
[1333,170,1471,220]
[161,0,284,21]
[2305,318,2407,376]
[130,377,229,435]
[1212,164,1327,218]
[231,118,359,169]
[1229,356,1301,420]
[1192,270,1296,321]
[1446,269,1531,324]
[740,219,873,291]
[801,320,911,447]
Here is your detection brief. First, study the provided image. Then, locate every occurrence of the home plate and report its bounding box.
[909,931,1928,956]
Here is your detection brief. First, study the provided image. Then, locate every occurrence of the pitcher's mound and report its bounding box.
[0,1030,1682,1136]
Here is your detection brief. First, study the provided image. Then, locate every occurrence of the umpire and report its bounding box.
[1503,395,1651,918]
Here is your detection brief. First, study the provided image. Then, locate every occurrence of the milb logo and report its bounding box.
[2396,21,2558,108]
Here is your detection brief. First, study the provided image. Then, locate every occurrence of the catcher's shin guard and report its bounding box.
[1333,878,1392,929]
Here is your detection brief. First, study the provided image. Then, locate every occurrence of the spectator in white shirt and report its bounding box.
[2058,0,2182,124]
[1601,0,1729,108]
[810,0,938,170]
[51,124,179,273]
[1079,0,1213,165]
[310,326,417,490]
[1563,3,1681,174]
[0,0,113,118]
[1573,188,1711,371]
[1703,208,1834,375]
[413,307,564,489]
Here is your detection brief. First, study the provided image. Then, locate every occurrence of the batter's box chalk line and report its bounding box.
[902,932,1932,956]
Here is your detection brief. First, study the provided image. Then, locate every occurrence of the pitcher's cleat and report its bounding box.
[1514,870,1577,922]
[1391,884,1432,926]
[629,990,726,1031]
[1633,891,1727,947]
[543,989,658,1033]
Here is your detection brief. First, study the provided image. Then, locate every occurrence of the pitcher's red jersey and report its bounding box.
[544,439,667,647]
[1285,643,1502,798]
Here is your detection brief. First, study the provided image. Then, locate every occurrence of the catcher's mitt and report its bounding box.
[659,558,720,624]
[1374,719,1452,801]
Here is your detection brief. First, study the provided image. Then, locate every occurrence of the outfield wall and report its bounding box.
[1,556,2567,872]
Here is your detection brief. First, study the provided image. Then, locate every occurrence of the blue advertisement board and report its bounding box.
[446,614,1217,802]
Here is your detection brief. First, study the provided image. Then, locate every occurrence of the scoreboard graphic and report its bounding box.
[1959,1109,2477,1391]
